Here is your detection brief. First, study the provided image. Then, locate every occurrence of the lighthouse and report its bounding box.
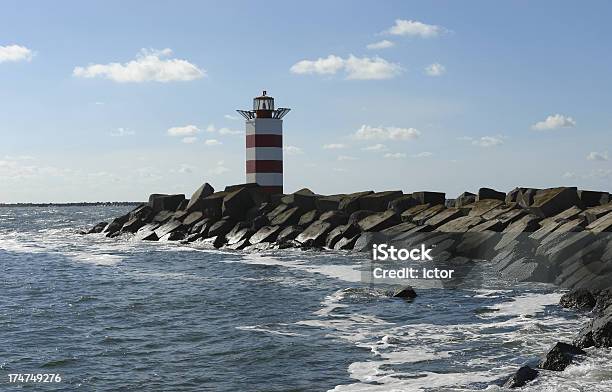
[237,91,290,194]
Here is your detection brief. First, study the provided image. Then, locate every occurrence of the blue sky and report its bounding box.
[1,0,611,202]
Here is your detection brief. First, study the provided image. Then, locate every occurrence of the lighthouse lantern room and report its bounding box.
[237,91,290,194]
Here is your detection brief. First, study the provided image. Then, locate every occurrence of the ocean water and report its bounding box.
[1,206,611,391]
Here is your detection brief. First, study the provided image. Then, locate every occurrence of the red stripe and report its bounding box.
[246,160,283,173]
[260,186,283,194]
[246,134,282,148]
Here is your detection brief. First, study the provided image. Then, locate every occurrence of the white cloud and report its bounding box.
[354,125,420,141]
[587,151,609,161]
[384,152,407,159]
[73,48,205,83]
[110,127,135,137]
[386,19,443,38]
[284,146,304,155]
[224,114,239,121]
[167,125,200,137]
[413,151,433,158]
[290,54,402,80]
[366,40,395,50]
[532,114,576,130]
[209,160,230,175]
[425,63,445,76]
[181,136,198,144]
[0,44,33,63]
[178,164,195,174]
[337,155,357,161]
[323,143,347,149]
[471,136,504,147]
[362,144,388,151]
[204,139,222,146]
[218,127,242,135]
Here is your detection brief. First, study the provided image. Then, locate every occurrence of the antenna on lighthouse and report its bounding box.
[237,91,290,194]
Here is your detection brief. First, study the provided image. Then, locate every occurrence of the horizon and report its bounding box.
[2,0,611,203]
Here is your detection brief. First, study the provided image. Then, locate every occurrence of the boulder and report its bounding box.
[152,210,174,224]
[437,216,484,233]
[148,194,185,213]
[380,222,417,237]
[477,187,505,201]
[298,210,319,227]
[586,211,612,233]
[295,221,333,246]
[266,204,290,221]
[388,195,418,213]
[222,187,255,220]
[191,217,213,235]
[185,182,215,213]
[412,191,445,206]
[154,219,185,239]
[468,219,503,232]
[225,183,269,206]
[574,310,612,348]
[122,217,147,233]
[128,204,154,222]
[316,195,344,212]
[392,286,417,299]
[160,229,187,241]
[251,215,270,231]
[412,204,446,225]
[594,289,612,314]
[246,202,273,222]
[283,188,318,210]
[183,211,205,227]
[325,223,360,248]
[559,288,596,310]
[503,366,538,389]
[271,206,302,226]
[455,192,476,208]
[539,342,586,371]
[578,190,610,208]
[88,221,107,234]
[352,232,388,252]
[250,225,281,244]
[468,199,504,217]
[319,210,348,226]
[400,204,431,222]
[201,191,229,218]
[585,202,612,224]
[348,210,376,225]
[135,224,159,241]
[517,188,540,208]
[207,219,236,238]
[276,225,302,243]
[505,187,523,203]
[358,210,401,232]
[359,191,403,212]
[424,208,463,228]
[339,191,374,214]
[225,238,250,250]
[529,187,579,218]
[104,214,130,237]
[226,224,252,245]
[333,235,360,250]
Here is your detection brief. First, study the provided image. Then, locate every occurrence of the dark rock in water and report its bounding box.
[477,187,506,201]
[185,182,214,213]
[358,210,401,232]
[88,221,107,234]
[226,227,252,246]
[122,217,147,233]
[392,286,417,299]
[412,191,445,206]
[359,191,403,212]
[222,187,254,220]
[348,210,376,225]
[539,342,586,371]
[128,204,154,222]
[148,194,185,213]
[161,229,187,241]
[560,289,596,310]
[250,225,281,244]
[455,192,476,208]
[295,221,333,246]
[326,223,360,248]
[154,219,185,239]
[201,191,228,219]
[594,288,612,314]
[152,210,174,224]
[207,219,236,238]
[352,232,388,252]
[319,210,348,226]
[298,210,319,227]
[387,195,417,214]
[104,214,130,237]
[135,223,159,241]
[578,190,610,208]
[183,211,204,226]
[504,366,538,388]
[574,309,612,348]
[276,225,302,243]
[251,215,270,231]
[225,238,250,250]
[333,235,360,250]
[316,195,344,212]
[339,191,374,214]
[529,187,579,218]
[271,206,302,226]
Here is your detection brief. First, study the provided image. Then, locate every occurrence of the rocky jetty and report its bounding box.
[89,182,612,290]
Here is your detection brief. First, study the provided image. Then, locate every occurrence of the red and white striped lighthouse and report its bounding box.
[237,91,290,194]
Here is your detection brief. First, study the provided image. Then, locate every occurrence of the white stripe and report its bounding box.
[247,173,283,186]
[246,118,283,135]
[246,147,282,161]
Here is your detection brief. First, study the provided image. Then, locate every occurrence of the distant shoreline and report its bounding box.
[0,202,143,207]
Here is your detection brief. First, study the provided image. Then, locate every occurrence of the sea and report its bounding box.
[1,206,611,391]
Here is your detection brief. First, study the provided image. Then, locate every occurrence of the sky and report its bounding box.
[1,0,611,202]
